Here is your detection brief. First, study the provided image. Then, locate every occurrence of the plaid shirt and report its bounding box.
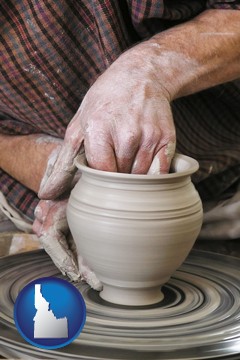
[1,0,240,220]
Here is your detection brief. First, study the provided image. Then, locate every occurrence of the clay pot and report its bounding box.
[67,154,203,306]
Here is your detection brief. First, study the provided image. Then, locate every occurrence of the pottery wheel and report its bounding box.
[1,250,240,359]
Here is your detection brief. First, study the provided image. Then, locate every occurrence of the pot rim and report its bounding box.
[74,153,199,180]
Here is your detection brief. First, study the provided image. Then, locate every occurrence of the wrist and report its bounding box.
[118,9,240,100]
[117,41,195,101]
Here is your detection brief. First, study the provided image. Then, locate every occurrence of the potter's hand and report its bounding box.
[39,9,240,200]
[38,47,176,200]
[33,199,102,290]
[199,191,240,240]
[76,54,176,176]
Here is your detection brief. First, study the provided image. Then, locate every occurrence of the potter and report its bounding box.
[67,154,203,306]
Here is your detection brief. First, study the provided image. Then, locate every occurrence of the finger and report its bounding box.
[33,199,80,281]
[131,147,156,174]
[199,220,240,240]
[33,201,54,236]
[131,124,161,174]
[40,227,80,281]
[32,218,42,237]
[114,129,141,173]
[38,113,84,199]
[38,206,80,281]
[84,133,118,172]
[148,141,176,175]
[78,254,103,291]
[84,119,142,173]
[34,200,54,223]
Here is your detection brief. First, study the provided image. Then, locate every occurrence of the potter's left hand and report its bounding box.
[33,198,102,290]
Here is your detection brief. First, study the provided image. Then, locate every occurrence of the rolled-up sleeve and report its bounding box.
[207,0,240,9]
[0,169,39,221]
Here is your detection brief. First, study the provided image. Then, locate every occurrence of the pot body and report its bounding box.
[67,154,203,306]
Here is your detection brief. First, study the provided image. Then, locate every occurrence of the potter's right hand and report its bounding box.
[38,44,176,200]
[33,198,102,291]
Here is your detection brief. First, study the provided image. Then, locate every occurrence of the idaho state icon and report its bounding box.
[14,277,86,349]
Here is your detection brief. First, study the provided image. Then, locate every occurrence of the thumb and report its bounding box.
[33,199,80,281]
[38,114,84,199]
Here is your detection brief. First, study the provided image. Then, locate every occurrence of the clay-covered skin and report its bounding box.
[33,198,102,289]
[67,154,203,306]
[1,10,239,197]
[39,9,240,200]
[33,198,79,280]
[1,9,239,290]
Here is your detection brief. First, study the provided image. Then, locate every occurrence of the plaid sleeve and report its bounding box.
[127,0,207,36]
[0,113,41,135]
[0,169,39,221]
[207,0,240,9]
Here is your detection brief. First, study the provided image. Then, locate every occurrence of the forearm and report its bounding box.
[153,9,240,98]
[0,133,62,193]
[119,9,240,100]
